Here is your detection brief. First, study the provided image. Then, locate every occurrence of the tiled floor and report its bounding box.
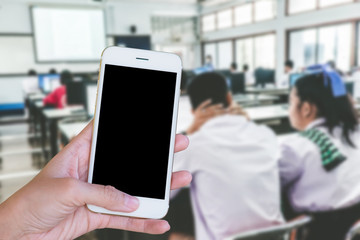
[0,123,41,202]
[0,121,98,239]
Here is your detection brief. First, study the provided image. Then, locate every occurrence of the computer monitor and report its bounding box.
[38,74,60,93]
[216,70,231,79]
[193,65,213,75]
[289,73,305,88]
[230,73,245,94]
[84,82,97,117]
[255,68,275,88]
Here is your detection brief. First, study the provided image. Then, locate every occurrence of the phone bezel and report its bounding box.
[87,46,182,219]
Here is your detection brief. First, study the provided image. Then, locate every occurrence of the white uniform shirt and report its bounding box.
[279,118,360,213]
[173,115,284,240]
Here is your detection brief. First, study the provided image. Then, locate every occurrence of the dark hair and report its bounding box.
[295,73,358,147]
[28,69,37,76]
[49,68,57,74]
[187,72,229,109]
[285,60,294,68]
[60,70,73,85]
[230,62,237,70]
[243,64,249,71]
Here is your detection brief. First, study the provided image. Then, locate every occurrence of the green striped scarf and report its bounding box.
[300,128,347,171]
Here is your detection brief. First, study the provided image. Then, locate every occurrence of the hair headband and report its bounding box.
[306,64,347,98]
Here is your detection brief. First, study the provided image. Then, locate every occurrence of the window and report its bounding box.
[317,23,352,71]
[217,41,233,69]
[319,0,353,8]
[288,0,316,15]
[289,28,317,70]
[201,0,277,32]
[236,37,254,70]
[254,34,275,68]
[234,3,252,26]
[235,33,275,71]
[204,43,217,68]
[358,22,360,66]
[217,9,232,29]
[288,23,352,72]
[288,0,355,15]
[254,0,276,22]
[202,14,216,32]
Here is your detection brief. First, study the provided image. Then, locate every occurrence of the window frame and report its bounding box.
[201,0,277,33]
[286,20,358,72]
[201,31,276,71]
[286,0,358,16]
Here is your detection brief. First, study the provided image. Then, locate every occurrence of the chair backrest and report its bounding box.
[230,73,245,94]
[223,215,312,240]
[345,220,360,240]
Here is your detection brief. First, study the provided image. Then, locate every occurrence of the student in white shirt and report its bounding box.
[279,60,295,87]
[173,72,284,240]
[279,64,360,240]
[243,64,255,86]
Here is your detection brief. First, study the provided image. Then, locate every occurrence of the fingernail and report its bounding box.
[163,222,171,232]
[126,196,140,210]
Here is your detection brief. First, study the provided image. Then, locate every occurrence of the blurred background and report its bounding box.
[1,0,360,239]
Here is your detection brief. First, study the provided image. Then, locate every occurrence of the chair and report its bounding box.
[223,215,312,240]
[345,220,360,240]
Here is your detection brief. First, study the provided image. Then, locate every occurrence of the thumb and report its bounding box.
[75,180,140,213]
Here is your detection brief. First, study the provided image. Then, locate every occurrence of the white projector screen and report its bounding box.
[31,6,106,62]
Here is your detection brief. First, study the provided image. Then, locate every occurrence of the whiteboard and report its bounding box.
[31,6,106,62]
[0,36,109,74]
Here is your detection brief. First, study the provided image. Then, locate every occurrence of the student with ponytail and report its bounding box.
[279,64,360,240]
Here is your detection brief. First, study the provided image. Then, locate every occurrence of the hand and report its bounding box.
[0,120,191,240]
[227,101,250,120]
[186,99,226,135]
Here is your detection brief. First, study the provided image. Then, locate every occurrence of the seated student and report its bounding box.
[279,64,360,240]
[43,70,72,109]
[243,64,255,86]
[279,60,295,87]
[173,72,284,240]
[23,69,40,95]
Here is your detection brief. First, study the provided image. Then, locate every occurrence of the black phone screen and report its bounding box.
[92,64,177,200]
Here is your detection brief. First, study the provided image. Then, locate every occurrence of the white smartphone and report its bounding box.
[87,46,182,219]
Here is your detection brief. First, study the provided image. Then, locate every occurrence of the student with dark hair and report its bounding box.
[43,70,73,109]
[280,59,295,87]
[27,69,37,76]
[230,62,237,73]
[49,68,57,74]
[242,63,255,86]
[279,64,360,240]
[23,69,39,94]
[173,72,284,240]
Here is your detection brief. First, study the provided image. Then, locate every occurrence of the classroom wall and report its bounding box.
[0,0,198,74]
[201,0,360,85]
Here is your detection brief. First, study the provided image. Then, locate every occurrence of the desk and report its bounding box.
[58,121,89,145]
[246,87,289,104]
[41,106,87,159]
[246,104,289,122]
[246,86,289,96]
[233,94,279,107]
